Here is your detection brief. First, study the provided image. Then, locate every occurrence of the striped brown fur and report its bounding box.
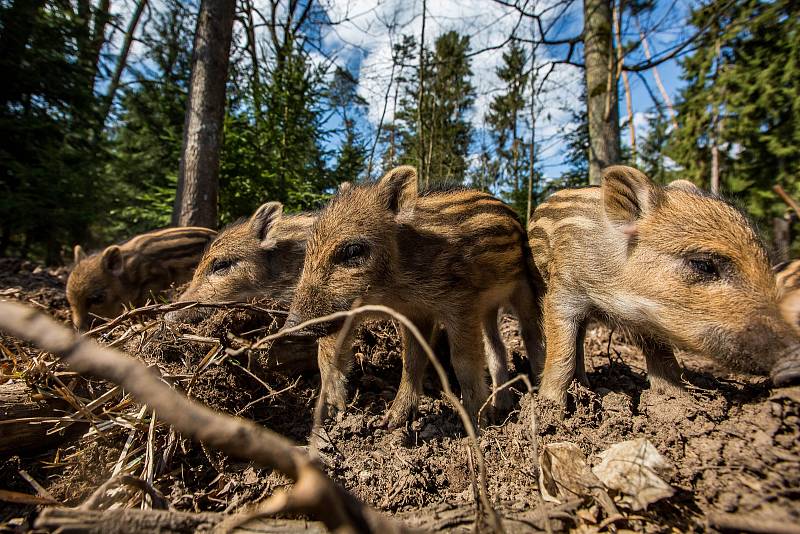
[283,166,545,427]
[775,259,800,334]
[529,165,800,410]
[67,227,216,330]
[165,202,315,323]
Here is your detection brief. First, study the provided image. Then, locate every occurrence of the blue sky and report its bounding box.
[317,0,697,182]
[110,0,698,184]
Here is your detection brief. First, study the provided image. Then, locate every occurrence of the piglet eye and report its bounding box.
[688,258,720,279]
[210,258,236,274]
[335,242,368,267]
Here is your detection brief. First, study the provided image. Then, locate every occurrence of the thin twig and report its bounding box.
[246,304,503,531]
[80,474,169,511]
[85,301,286,337]
[0,300,406,533]
[19,470,57,503]
[708,512,800,534]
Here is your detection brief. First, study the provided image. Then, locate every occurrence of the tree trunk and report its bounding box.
[773,216,792,264]
[613,0,636,163]
[637,19,678,131]
[417,0,427,187]
[583,0,621,184]
[100,0,148,125]
[172,0,236,228]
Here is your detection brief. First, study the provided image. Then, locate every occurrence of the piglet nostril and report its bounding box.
[771,345,800,387]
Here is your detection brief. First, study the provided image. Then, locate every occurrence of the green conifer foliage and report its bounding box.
[396,31,476,187]
[670,0,800,228]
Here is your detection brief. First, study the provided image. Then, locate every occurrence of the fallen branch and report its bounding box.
[0,380,87,456]
[708,512,800,534]
[241,304,501,531]
[0,301,406,534]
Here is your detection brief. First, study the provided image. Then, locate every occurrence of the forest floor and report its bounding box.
[0,257,799,533]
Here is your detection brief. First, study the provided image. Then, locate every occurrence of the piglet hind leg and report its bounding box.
[447,315,490,427]
[538,292,582,410]
[573,320,590,387]
[639,335,685,395]
[510,280,545,378]
[382,318,434,430]
[483,308,512,414]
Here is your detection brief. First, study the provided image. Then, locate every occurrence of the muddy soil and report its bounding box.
[0,259,798,532]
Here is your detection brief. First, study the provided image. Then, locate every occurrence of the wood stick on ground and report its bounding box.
[243,303,502,532]
[0,380,90,456]
[0,300,407,534]
[708,512,800,534]
[35,506,329,533]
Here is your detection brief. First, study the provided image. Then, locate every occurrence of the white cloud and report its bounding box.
[318,0,589,177]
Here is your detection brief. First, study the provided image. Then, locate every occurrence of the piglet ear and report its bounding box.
[377,165,418,213]
[602,166,659,233]
[337,181,353,194]
[667,179,702,194]
[250,201,283,248]
[73,245,86,264]
[101,246,124,276]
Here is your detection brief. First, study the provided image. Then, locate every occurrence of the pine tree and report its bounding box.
[670,0,800,226]
[0,1,109,261]
[106,0,196,236]
[558,88,591,189]
[638,110,675,185]
[379,35,417,174]
[487,41,529,200]
[396,31,476,186]
[329,67,368,184]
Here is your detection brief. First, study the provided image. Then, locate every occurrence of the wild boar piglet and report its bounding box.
[774,258,800,337]
[67,227,216,330]
[165,202,314,323]
[284,166,545,428]
[529,165,800,410]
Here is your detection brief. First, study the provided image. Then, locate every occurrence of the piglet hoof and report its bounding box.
[771,354,800,387]
[314,398,345,427]
[308,427,343,467]
[380,405,412,431]
[576,370,591,388]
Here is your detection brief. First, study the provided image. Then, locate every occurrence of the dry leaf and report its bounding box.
[539,442,603,504]
[592,438,674,510]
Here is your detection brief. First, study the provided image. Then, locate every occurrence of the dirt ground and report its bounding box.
[0,258,798,532]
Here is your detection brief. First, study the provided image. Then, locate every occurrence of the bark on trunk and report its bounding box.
[172,0,236,229]
[773,216,792,264]
[0,381,85,457]
[0,334,317,457]
[583,0,621,184]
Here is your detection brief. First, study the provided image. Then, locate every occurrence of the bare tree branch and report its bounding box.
[0,301,407,534]
[100,0,148,123]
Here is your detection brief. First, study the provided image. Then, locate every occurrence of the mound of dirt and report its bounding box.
[0,258,69,322]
